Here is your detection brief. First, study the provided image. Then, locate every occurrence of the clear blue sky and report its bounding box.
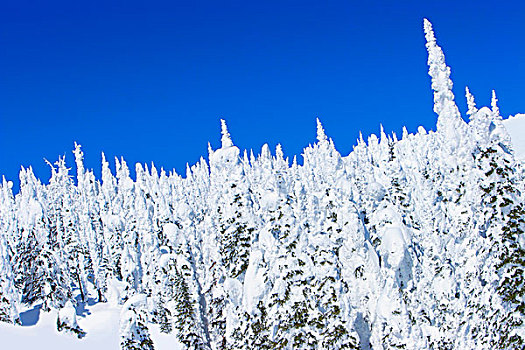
[1,1,524,191]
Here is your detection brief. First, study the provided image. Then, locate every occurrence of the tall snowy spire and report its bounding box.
[316,118,328,143]
[379,124,388,145]
[73,142,86,189]
[465,86,477,117]
[491,90,500,119]
[424,19,465,133]
[402,126,409,140]
[424,19,467,156]
[261,144,271,160]
[220,119,234,148]
[275,144,284,160]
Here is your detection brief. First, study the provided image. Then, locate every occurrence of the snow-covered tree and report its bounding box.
[423,18,467,150]
[57,300,86,338]
[0,17,523,350]
[120,294,154,350]
[0,178,20,324]
[73,143,106,301]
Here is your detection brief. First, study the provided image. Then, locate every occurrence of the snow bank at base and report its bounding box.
[504,113,525,160]
[0,303,120,350]
[0,302,182,350]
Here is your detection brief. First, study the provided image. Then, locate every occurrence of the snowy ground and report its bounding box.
[0,302,181,350]
[504,113,525,160]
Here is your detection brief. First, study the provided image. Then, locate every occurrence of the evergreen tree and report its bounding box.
[423,18,467,146]
[73,143,107,302]
[120,294,154,350]
[0,17,523,350]
[13,166,71,311]
[172,250,208,350]
[0,178,20,324]
[56,300,86,338]
[473,142,525,348]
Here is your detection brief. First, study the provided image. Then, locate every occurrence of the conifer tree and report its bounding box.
[172,250,208,350]
[56,300,86,338]
[116,158,142,298]
[73,144,106,301]
[465,86,477,117]
[0,18,523,350]
[13,167,71,311]
[120,294,154,350]
[472,140,525,348]
[99,153,123,282]
[0,178,20,324]
[423,18,467,157]
[205,120,255,348]
[214,120,255,280]
[46,157,88,303]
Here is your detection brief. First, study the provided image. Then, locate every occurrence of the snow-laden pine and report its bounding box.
[0,19,524,350]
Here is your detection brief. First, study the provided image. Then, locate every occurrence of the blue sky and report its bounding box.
[1,1,524,190]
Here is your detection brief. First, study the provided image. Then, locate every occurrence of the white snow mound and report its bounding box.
[504,113,525,160]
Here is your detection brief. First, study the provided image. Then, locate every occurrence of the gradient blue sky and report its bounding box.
[1,1,524,191]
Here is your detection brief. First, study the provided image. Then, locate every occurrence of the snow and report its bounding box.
[106,278,127,307]
[224,278,243,308]
[432,267,455,299]
[57,301,82,337]
[158,253,177,269]
[18,197,43,227]
[1,18,524,349]
[224,278,243,339]
[259,191,279,211]
[503,113,525,160]
[121,294,147,312]
[379,226,407,270]
[0,303,120,350]
[367,182,387,202]
[209,144,240,169]
[0,302,182,350]
[243,249,267,315]
[163,223,180,246]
